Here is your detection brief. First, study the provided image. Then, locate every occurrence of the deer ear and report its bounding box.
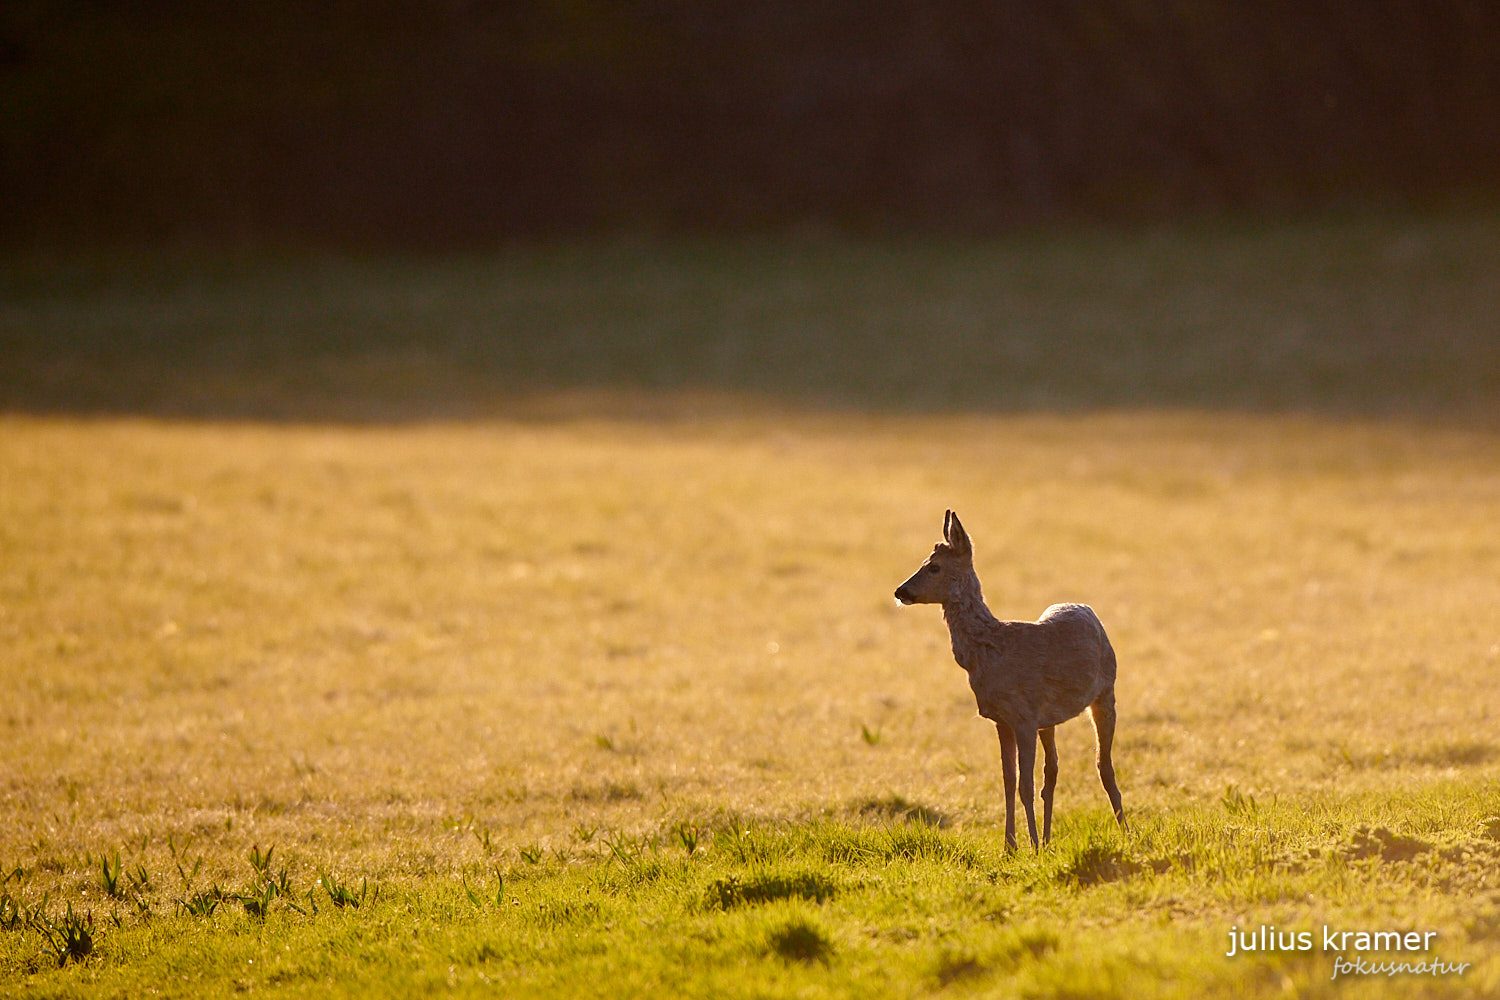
[947,511,972,556]
[942,509,954,540]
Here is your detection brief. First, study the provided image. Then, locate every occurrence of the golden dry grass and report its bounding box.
[4,406,1497,885]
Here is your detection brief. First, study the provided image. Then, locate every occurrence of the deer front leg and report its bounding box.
[1039,726,1058,846]
[996,722,1018,851]
[1015,726,1041,850]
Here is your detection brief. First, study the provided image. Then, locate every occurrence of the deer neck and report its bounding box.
[941,572,999,672]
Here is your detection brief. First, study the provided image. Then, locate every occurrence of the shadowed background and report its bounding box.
[4,1,1499,243]
[3,1,1499,421]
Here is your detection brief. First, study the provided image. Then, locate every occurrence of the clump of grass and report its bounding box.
[1408,741,1499,768]
[1221,784,1257,817]
[0,892,22,931]
[764,917,833,965]
[246,844,274,878]
[1009,929,1059,962]
[852,794,947,828]
[124,862,151,898]
[569,780,643,803]
[704,870,840,910]
[924,929,1068,989]
[230,845,302,919]
[673,823,701,855]
[714,822,779,866]
[29,900,94,968]
[318,870,368,909]
[598,831,667,883]
[1057,843,1141,887]
[1343,825,1431,862]
[168,838,204,889]
[98,851,123,899]
[235,880,277,919]
[934,928,1060,985]
[823,824,976,868]
[932,950,988,986]
[178,886,225,917]
[460,867,504,909]
[886,826,973,865]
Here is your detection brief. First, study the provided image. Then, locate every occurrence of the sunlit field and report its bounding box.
[3,214,1500,997]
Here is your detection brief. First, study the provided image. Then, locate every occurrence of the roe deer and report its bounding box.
[894,510,1125,850]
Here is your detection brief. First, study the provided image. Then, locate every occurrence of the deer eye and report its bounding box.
[926,564,941,574]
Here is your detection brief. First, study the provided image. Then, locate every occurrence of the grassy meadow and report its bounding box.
[3,212,1500,997]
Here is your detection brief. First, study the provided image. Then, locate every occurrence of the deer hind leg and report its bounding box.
[1015,726,1041,849]
[1089,689,1126,830]
[996,722,1018,851]
[1039,726,1058,845]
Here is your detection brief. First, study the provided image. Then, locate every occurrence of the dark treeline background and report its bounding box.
[3,0,1498,247]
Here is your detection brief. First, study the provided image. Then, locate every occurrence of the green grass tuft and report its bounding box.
[852,795,948,828]
[1057,842,1142,887]
[764,916,834,965]
[823,824,978,868]
[704,870,840,910]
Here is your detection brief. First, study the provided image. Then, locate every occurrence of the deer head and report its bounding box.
[894,509,974,606]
